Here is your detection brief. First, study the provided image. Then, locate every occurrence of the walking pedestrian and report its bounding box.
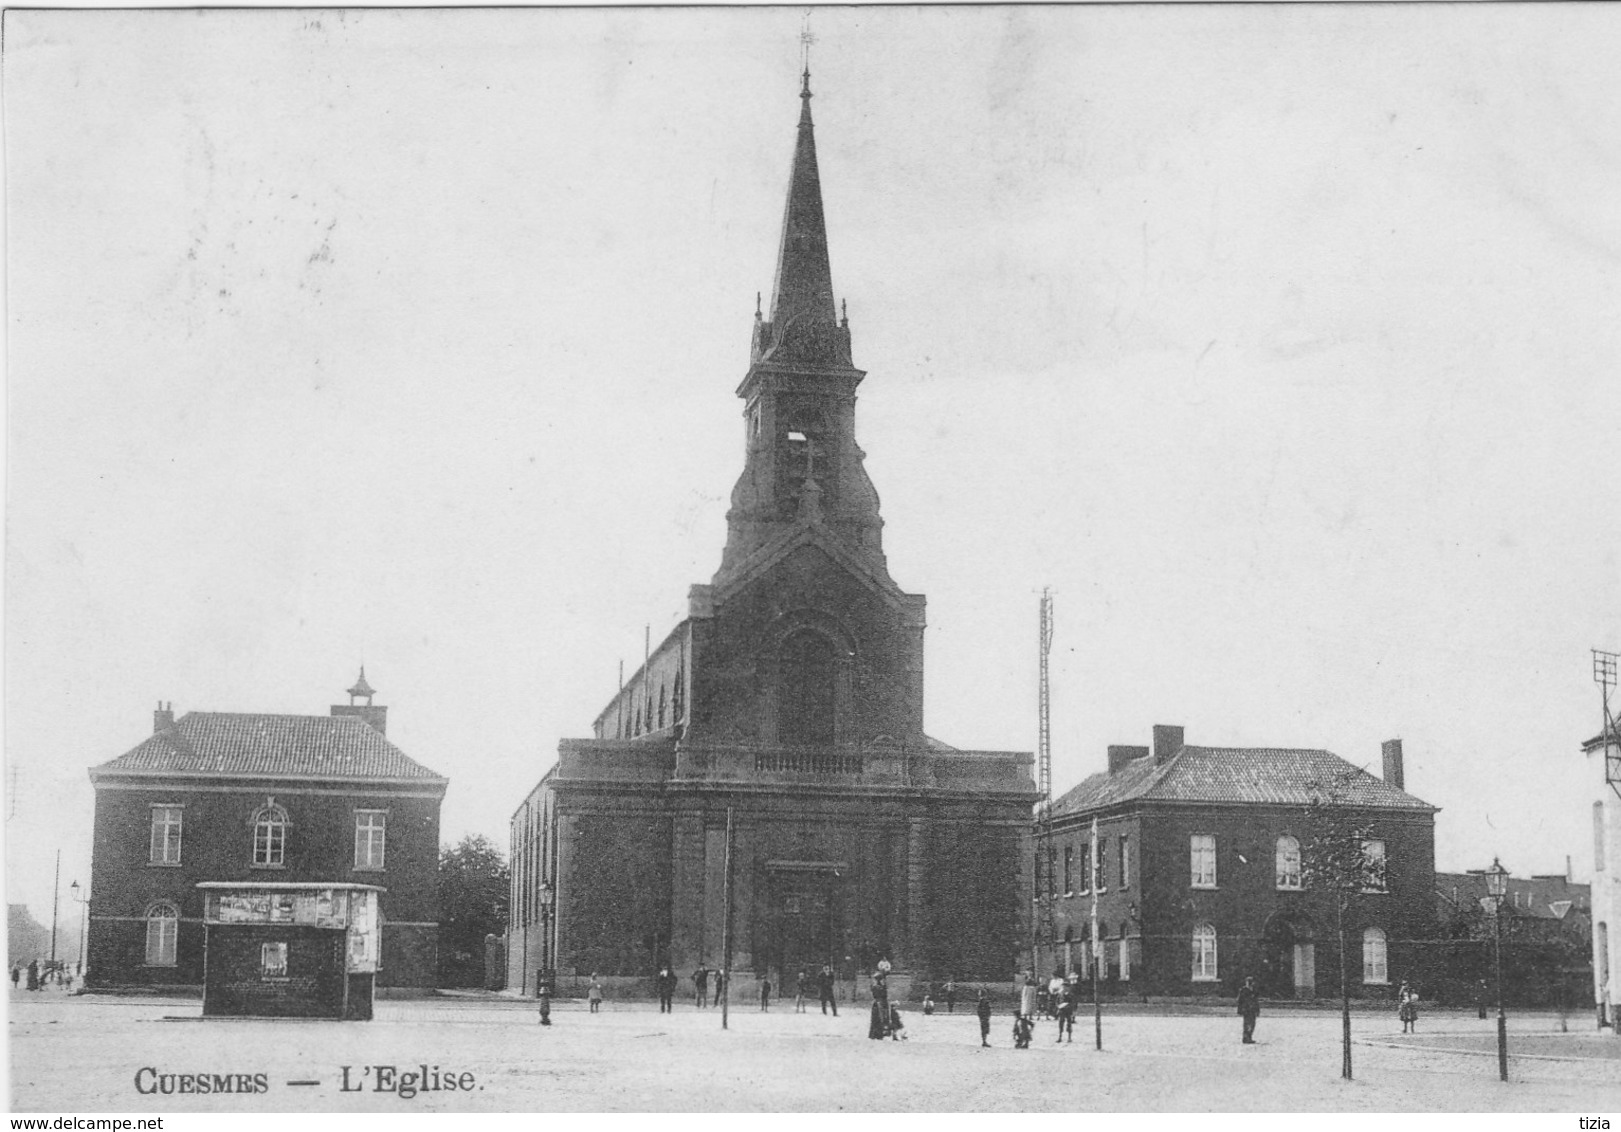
[1398,981,1419,1033]
[759,974,772,1011]
[694,963,709,1008]
[1018,971,1037,1020]
[795,970,810,1013]
[1236,976,1260,1043]
[945,978,956,1014]
[587,974,603,1014]
[818,964,838,1016]
[1055,986,1075,1042]
[976,988,992,1047]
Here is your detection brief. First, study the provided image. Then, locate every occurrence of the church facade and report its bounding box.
[507,75,1038,997]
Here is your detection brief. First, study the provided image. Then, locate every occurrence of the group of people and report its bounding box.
[10,961,72,992]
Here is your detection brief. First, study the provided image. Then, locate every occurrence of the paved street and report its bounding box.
[10,990,1620,1112]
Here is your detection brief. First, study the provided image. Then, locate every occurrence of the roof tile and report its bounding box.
[1053,745,1434,816]
[90,712,446,783]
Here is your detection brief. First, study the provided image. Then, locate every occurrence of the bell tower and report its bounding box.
[716,69,886,585]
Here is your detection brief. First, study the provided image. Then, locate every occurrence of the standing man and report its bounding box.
[1237,976,1261,1044]
[976,989,993,1048]
[795,970,810,1013]
[694,963,709,1009]
[1055,982,1076,1043]
[713,968,725,1007]
[657,967,676,1013]
[818,964,838,1016]
[1475,979,1489,1021]
[537,985,552,1026]
[945,977,956,1014]
[759,973,772,1011]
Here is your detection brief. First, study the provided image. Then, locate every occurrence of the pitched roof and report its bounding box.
[90,712,447,785]
[1052,745,1434,818]
[1434,871,1590,920]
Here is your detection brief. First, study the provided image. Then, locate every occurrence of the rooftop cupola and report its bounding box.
[333,667,387,734]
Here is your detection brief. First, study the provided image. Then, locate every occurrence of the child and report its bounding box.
[587,975,603,1014]
[922,994,935,1016]
[888,1003,906,1040]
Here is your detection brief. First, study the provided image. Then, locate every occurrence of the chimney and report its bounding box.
[153,701,174,733]
[1152,725,1184,766]
[1108,745,1150,775]
[1382,739,1404,791]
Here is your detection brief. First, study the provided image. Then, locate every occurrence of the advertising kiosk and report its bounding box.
[197,882,384,1019]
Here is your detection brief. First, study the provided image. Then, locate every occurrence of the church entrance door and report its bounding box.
[767,868,841,983]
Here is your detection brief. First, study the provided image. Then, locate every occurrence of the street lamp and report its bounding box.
[537,881,554,997]
[1485,857,1510,1082]
[69,881,88,978]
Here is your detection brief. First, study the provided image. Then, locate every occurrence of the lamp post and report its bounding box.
[537,881,554,996]
[1485,857,1510,1082]
[69,881,88,978]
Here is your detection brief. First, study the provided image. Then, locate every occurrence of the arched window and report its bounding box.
[1276,835,1302,890]
[779,629,837,746]
[657,685,667,730]
[1192,923,1218,982]
[145,902,179,967]
[1362,926,1389,984]
[252,801,288,867]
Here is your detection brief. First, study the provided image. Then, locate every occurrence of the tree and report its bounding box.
[1302,770,1385,1081]
[438,835,510,989]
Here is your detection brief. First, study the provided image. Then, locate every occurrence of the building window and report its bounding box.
[252,802,288,868]
[1192,923,1218,981]
[1118,936,1132,982]
[1190,834,1217,888]
[1362,927,1388,984]
[1095,838,1109,892]
[1078,841,1092,894]
[354,811,387,870]
[1276,835,1303,890]
[1361,839,1387,892]
[1063,845,1073,896]
[261,941,289,979]
[1600,923,1611,989]
[149,806,182,865]
[779,630,837,746]
[1596,802,1607,872]
[1119,835,1130,889]
[145,903,178,966]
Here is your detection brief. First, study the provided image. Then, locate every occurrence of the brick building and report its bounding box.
[86,673,447,990]
[507,74,1038,997]
[1041,728,1437,1000]
[1583,717,1619,1022]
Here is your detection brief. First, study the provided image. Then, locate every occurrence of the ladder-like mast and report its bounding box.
[1038,589,1056,973]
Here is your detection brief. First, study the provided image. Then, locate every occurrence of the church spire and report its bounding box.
[760,67,843,363]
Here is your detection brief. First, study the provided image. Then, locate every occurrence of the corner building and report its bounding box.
[508,76,1039,996]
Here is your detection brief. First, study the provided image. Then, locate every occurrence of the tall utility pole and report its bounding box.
[721,806,735,1031]
[1035,589,1056,977]
[1596,649,1619,798]
[50,850,61,966]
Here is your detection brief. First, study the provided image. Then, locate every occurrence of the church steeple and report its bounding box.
[718,73,886,584]
[766,69,838,341]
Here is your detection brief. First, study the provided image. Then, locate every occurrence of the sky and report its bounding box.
[5,5,1620,921]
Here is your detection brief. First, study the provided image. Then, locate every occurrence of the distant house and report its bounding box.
[1434,869,1591,1010]
[1042,727,1437,1000]
[85,673,448,990]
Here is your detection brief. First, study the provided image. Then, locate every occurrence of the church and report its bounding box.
[507,72,1038,998]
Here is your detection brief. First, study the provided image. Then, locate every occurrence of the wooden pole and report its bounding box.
[721,807,735,1030]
